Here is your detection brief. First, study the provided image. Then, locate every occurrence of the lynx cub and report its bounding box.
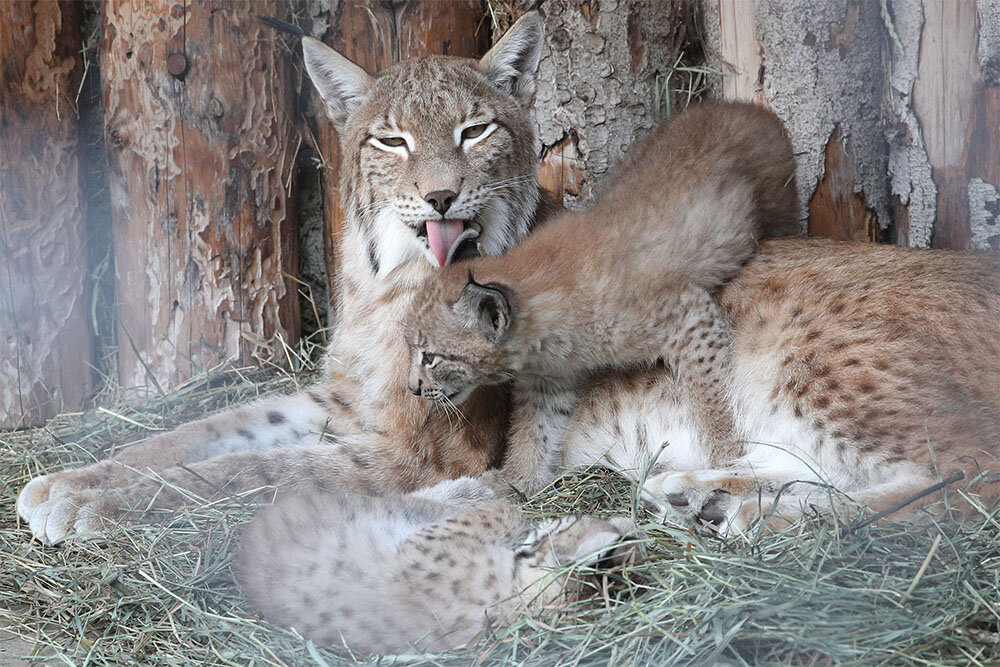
[405,129,1000,533]
[406,101,799,494]
[237,478,630,654]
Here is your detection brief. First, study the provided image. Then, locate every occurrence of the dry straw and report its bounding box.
[2,351,998,665]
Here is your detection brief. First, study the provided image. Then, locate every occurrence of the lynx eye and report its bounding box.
[457,121,498,148]
[368,134,411,153]
[461,124,489,140]
[421,351,437,366]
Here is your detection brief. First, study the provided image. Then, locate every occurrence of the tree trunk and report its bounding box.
[525,0,694,208]
[305,0,489,324]
[0,1,93,429]
[703,0,890,241]
[887,0,999,250]
[102,0,300,392]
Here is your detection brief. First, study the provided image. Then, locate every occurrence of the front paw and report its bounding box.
[17,460,130,524]
[643,470,753,534]
[25,490,120,545]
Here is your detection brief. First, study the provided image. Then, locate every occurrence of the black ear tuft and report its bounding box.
[455,281,512,345]
[258,16,304,38]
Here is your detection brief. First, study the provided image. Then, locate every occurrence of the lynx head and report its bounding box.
[301,13,544,279]
[405,271,517,405]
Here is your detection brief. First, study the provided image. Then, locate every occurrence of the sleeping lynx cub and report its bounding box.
[18,13,554,544]
[238,478,630,654]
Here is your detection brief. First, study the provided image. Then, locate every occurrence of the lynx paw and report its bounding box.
[25,490,119,545]
[17,461,128,525]
[643,470,756,534]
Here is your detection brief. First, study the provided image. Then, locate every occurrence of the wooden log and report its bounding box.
[0,1,92,429]
[308,0,489,322]
[102,0,300,391]
[527,0,692,208]
[890,0,999,250]
[704,0,889,238]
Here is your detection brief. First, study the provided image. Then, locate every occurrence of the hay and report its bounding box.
[2,361,999,665]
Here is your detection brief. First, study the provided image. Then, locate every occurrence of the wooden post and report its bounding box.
[517,0,693,208]
[889,0,999,250]
[102,0,300,391]
[704,0,888,240]
[308,0,489,322]
[0,1,93,429]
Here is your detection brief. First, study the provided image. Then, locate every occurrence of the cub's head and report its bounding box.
[301,13,544,278]
[405,271,517,406]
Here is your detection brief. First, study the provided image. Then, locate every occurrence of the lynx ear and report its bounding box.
[301,37,372,129]
[455,277,512,345]
[478,12,544,105]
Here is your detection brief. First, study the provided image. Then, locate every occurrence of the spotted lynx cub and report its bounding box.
[406,122,1000,533]
[406,100,800,497]
[18,13,554,544]
[238,478,630,654]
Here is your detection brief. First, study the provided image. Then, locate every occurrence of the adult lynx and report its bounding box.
[17,13,554,544]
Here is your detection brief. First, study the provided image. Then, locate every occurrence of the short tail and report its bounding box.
[258,15,304,37]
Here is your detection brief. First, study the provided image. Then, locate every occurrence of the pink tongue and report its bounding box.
[426,219,465,267]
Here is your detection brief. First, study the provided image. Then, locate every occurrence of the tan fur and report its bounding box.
[563,239,1000,532]
[404,117,1000,533]
[236,478,630,654]
[16,13,552,545]
[406,101,799,492]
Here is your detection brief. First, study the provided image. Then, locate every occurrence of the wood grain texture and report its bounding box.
[808,125,878,241]
[102,0,300,391]
[0,1,93,428]
[310,0,489,323]
[911,0,999,249]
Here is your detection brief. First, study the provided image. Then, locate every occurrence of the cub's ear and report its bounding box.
[477,11,544,105]
[301,37,372,130]
[455,278,512,345]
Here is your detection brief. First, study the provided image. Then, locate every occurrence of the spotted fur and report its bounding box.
[237,477,630,654]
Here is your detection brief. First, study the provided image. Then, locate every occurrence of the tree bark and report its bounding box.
[887,0,1000,250]
[0,1,93,429]
[305,0,489,324]
[102,0,300,391]
[703,0,889,241]
[524,0,694,208]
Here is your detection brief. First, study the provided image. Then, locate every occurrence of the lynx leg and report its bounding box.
[24,425,430,545]
[643,467,942,535]
[493,377,582,496]
[17,389,351,528]
[661,288,736,448]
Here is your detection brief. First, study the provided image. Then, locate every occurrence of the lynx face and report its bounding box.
[301,14,544,278]
[405,275,517,405]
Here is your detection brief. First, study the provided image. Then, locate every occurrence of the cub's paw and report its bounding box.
[643,470,760,534]
[25,489,121,545]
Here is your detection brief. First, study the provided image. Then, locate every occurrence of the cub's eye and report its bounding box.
[379,136,406,147]
[421,351,436,366]
[461,123,490,141]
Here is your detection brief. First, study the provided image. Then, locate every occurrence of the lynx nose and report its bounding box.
[408,379,423,396]
[424,189,457,215]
